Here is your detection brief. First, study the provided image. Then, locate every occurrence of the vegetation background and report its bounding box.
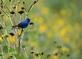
[0,0,82,59]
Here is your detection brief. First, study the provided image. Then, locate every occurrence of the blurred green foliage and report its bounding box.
[0,0,82,59]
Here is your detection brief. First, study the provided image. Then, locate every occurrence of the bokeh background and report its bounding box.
[0,0,82,59]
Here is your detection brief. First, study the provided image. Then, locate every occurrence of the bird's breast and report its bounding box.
[18,22,29,28]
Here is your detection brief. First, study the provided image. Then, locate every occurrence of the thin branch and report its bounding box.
[18,28,23,54]
[26,0,38,16]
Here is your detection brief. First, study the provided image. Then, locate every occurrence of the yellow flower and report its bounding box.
[61,47,70,53]
[59,27,69,43]
[63,37,69,43]
[59,26,71,43]
[7,35,16,44]
[16,5,21,12]
[0,35,4,43]
[59,27,68,37]
[0,36,3,42]
[47,31,52,38]
[33,15,44,24]
[80,10,82,17]
[60,9,71,17]
[3,15,9,23]
[50,55,59,59]
[41,7,49,15]
[54,17,65,31]
[75,23,81,32]
[39,24,47,33]
[15,2,24,12]
[56,17,65,27]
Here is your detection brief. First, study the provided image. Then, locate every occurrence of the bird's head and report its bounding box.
[26,18,34,25]
[26,18,30,23]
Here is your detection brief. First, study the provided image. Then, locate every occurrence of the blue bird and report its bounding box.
[12,18,33,29]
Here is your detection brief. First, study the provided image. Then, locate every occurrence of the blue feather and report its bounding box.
[13,18,30,28]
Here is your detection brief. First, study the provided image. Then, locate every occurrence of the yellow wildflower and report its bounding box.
[50,55,59,59]
[54,17,65,31]
[59,27,68,37]
[56,17,65,27]
[60,9,71,17]
[7,33,16,44]
[39,23,47,33]
[80,10,82,17]
[0,36,3,42]
[59,24,73,43]
[47,31,52,38]
[33,15,44,24]
[61,47,70,53]
[41,7,49,15]
[15,2,24,12]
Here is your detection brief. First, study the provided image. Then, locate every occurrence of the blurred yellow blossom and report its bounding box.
[60,9,71,17]
[3,15,9,23]
[16,6,21,12]
[63,36,69,43]
[7,34,16,44]
[80,10,82,17]
[61,47,70,53]
[75,23,81,32]
[54,17,65,32]
[50,55,59,59]
[59,27,68,37]
[0,36,3,42]
[56,17,65,27]
[15,2,24,12]
[39,23,47,33]
[33,15,44,24]
[59,26,72,43]
[47,31,53,38]
[41,7,49,15]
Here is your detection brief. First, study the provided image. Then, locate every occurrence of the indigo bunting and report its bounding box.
[12,18,32,29]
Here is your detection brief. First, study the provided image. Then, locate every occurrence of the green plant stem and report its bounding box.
[25,0,38,16]
[18,28,23,54]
